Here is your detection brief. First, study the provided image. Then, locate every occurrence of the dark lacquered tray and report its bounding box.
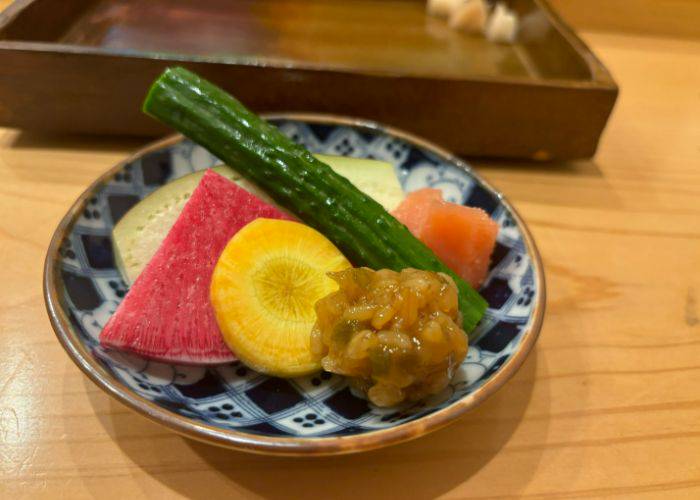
[0,0,617,159]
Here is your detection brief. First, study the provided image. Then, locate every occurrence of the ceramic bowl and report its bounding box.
[44,114,545,456]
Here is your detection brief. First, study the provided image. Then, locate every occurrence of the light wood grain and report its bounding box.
[550,0,700,39]
[1,0,699,498]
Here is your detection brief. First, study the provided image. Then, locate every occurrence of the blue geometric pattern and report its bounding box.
[56,119,538,438]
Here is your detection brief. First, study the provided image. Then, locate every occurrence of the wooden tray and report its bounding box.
[0,0,617,160]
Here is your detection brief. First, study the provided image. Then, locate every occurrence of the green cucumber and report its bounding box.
[142,67,487,333]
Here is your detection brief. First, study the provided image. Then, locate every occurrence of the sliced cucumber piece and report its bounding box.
[314,154,405,212]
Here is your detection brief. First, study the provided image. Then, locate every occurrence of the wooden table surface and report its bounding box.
[1,2,699,498]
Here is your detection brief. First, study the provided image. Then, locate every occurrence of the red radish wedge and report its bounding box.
[393,188,498,288]
[100,170,293,364]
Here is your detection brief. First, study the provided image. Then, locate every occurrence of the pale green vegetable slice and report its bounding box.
[314,154,405,213]
[113,155,405,283]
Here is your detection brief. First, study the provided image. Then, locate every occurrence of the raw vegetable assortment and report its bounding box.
[99,67,499,407]
[142,67,487,333]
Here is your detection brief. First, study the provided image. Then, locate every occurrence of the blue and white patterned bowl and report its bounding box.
[44,114,544,456]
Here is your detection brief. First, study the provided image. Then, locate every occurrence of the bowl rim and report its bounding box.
[44,112,546,456]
